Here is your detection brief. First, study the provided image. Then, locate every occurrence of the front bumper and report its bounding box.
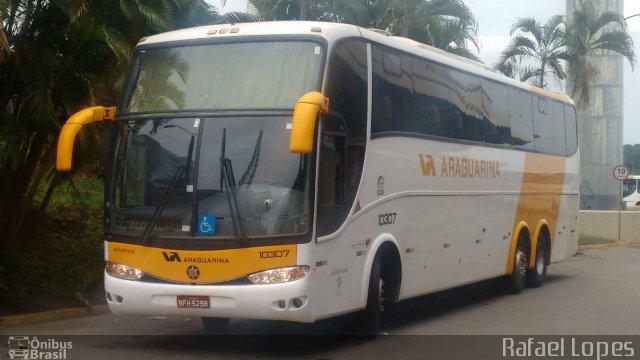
[104,271,315,323]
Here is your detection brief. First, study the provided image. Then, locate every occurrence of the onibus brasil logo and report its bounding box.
[7,336,72,359]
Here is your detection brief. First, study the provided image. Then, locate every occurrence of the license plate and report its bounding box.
[177,295,210,309]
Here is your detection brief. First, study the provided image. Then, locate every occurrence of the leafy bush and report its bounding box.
[0,205,105,310]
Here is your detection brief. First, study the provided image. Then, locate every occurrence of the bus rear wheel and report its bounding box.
[505,236,528,294]
[527,235,548,288]
[201,317,230,333]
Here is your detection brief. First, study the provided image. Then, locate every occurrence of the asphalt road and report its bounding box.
[2,245,640,359]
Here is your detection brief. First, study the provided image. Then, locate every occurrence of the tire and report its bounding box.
[527,235,548,288]
[201,317,230,333]
[354,254,383,336]
[505,236,528,294]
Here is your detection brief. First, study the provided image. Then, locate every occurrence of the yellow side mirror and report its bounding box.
[289,92,329,153]
[56,106,116,171]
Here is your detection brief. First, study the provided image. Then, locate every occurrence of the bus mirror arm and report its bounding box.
[56,106,116,172]
[289,92,329,154]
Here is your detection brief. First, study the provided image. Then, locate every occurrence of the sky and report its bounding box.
[209,0,640,145]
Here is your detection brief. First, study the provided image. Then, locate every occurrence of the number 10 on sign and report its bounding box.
[613,165,630,181]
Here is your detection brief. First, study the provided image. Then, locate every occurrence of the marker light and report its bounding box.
[248,266,310,284]
[106,262,143,281]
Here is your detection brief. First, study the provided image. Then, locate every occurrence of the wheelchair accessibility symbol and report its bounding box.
[198,215,216,235]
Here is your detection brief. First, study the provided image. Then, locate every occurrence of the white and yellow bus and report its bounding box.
[623,175,640,210]
[57,21,579,334]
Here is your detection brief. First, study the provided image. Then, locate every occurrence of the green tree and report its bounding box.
[624,144,640,175]
[496,15,569,88]
[0,0,220,254]
[565,0,636,109]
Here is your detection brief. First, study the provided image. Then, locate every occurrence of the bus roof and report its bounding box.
[139,21,574,106]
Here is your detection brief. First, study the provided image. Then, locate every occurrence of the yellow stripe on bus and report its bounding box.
[529,85,574,105]
[107,242,297,284]
[505,153,566,274]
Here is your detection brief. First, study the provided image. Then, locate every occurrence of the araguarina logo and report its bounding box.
[162,251,230,264]
[162,251,182,262]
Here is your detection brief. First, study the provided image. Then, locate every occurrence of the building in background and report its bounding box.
[567,0,624,210]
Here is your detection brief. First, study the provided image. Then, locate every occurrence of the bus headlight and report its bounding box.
[106,262,143,281]
[248,266,309,284]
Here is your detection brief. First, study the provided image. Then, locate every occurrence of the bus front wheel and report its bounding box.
[201,317,230,333]
[355,254,383,336]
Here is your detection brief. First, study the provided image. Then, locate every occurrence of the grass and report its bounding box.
[578,236,617,247]
[34,175,104,209]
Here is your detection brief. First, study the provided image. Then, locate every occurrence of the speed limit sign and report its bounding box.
[613,165,630,181]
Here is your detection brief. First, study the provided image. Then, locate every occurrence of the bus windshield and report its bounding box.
[109,116,312,239]
[124,41,324,112]
[108,40,324,240]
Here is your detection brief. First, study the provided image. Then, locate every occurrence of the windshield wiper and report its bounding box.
[141,165,185,243]
[220,128,246,243]
[140,124,196,242]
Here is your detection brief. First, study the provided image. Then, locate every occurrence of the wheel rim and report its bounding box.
[514,246,528,281]
[535,244,545,274]
[378,278,385,312]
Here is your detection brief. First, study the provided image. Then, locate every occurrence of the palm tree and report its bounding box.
[416,10,480,62]
[496,2,635,109]
[249,0,481,61]
[565,0,635,109]
[0,22,7,65]
[496,15,570,88]
[0,0,221,252]
[248,0,306,20]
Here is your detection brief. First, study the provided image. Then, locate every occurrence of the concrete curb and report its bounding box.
[0,305,109,327]
[579,241,632,250]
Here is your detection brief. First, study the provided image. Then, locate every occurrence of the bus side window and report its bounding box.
[318,115,347,207]
[509,89,534,149]
[449,70,483,142]
[372,46,413,133]
[533,96,556,153]
[480,80,510,145]
[411,58,453,138]
[564,105,578,156]
[452,111,463,139]
[372,96,392,133]
[552,101,567,155]
[317,40,368,237]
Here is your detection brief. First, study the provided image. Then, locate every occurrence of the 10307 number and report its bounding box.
[259,250,290,259]
[378,212,397,226]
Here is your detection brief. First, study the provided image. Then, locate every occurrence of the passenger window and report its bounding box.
[411,59,453,138]
[565,105,578,155]
[372,46,413,133]
[370,44,569,156]
[449,70,483,142]
[509,89,534,149]
[533,97,556,153]
[481,80,511,145]
[552,101,566,155]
